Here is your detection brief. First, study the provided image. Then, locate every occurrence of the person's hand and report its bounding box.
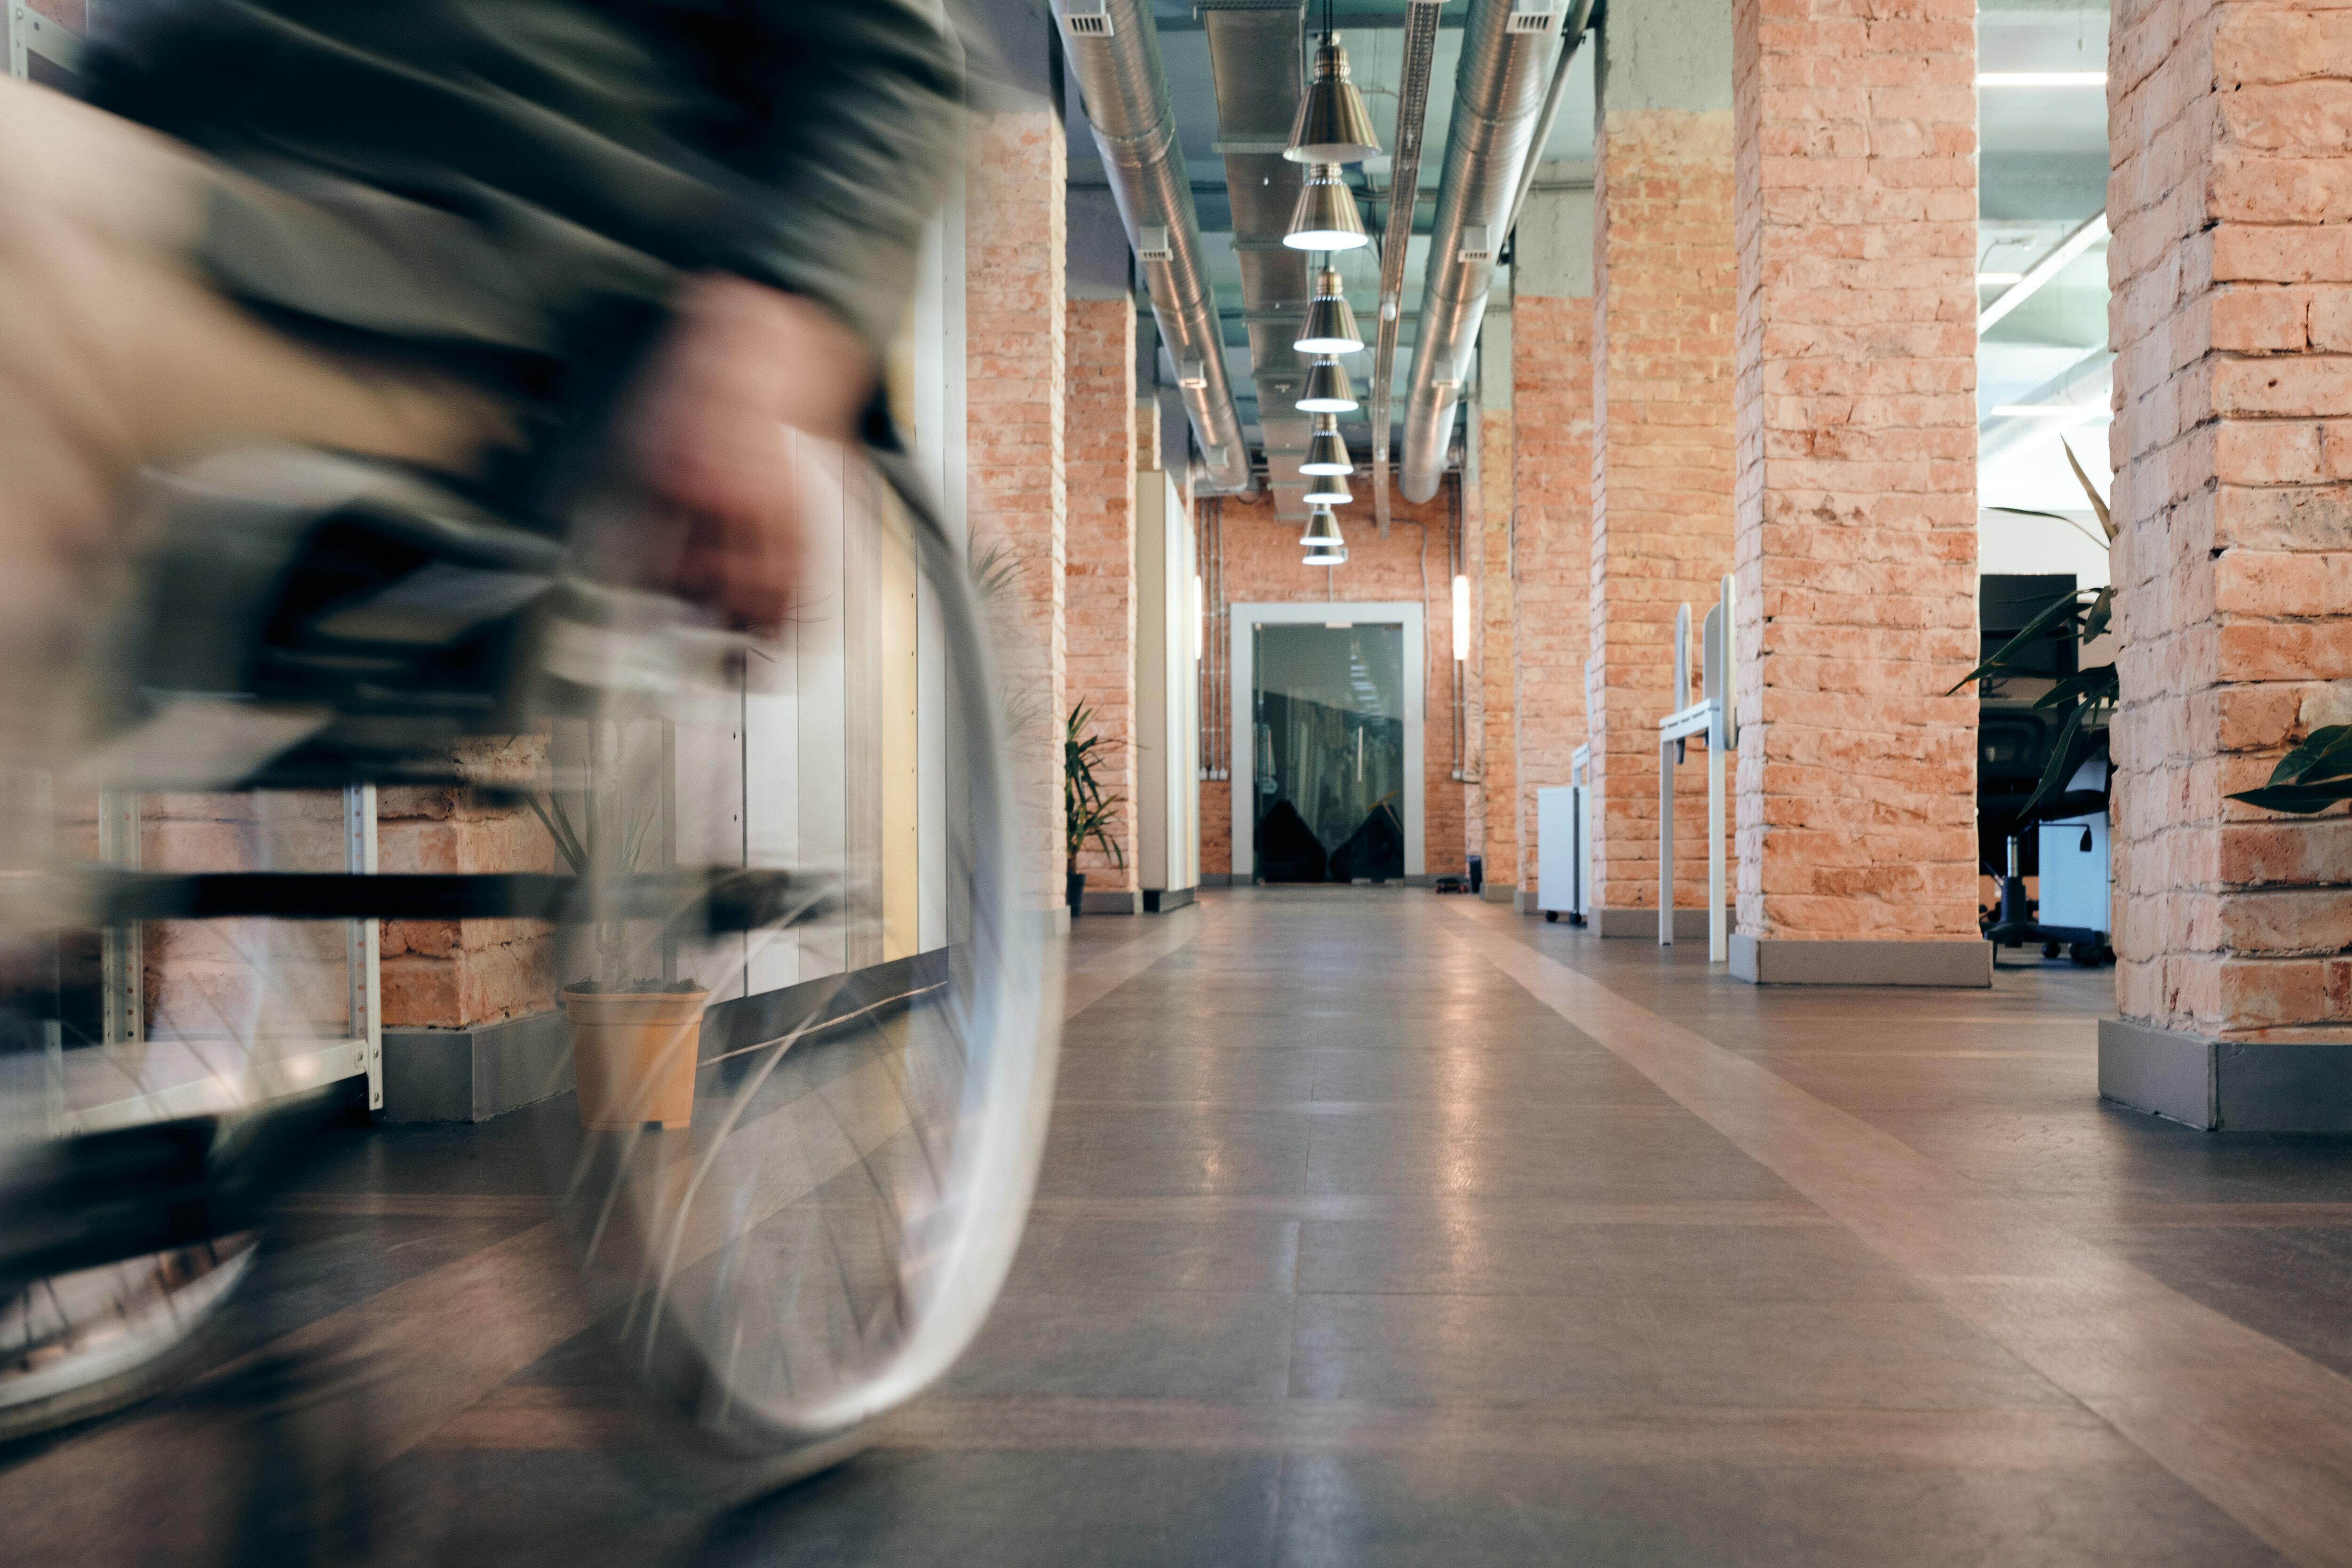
[629,273,875,633]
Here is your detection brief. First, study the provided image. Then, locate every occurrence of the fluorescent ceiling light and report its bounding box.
[1976,71,2106,86]
[1979,210,2106,334]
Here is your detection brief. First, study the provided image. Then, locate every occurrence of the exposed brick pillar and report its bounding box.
[1476,327,1519,898]
[378,738,556,1027]
[1725,0,1984,984]
[2100,0,2352,1123]
[1063,289,1139,904]
[1513,290,1595,913]
[1588,8,1738,934]
[967,108,1068,917]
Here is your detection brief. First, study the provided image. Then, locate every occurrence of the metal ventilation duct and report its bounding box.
[1200,2,1317,519]
[1397,0,1589,502]
[1054,0,1254,494]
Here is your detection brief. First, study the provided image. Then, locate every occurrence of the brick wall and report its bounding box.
[1728,0,1980,943]
[376,736,555,1027]
[1197,486,1469,879]
[1478,408,1518,886]
[1590,109,1740,913]
[2109,0,2352,1037]
[966,111,1068,909]
[1514,294,1596,906]
[1064,295,1138,890]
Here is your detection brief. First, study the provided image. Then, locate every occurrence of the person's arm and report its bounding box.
[632,0,964,630]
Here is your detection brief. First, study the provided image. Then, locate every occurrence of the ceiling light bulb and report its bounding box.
[1295,266,1365,354]
[1285,164,1368,252]
[1304,545,1348,567]
[1286,34,1383,165]
[1302,415,1353,476]
[1297,358,1359,414]
[1303,470,1355,507]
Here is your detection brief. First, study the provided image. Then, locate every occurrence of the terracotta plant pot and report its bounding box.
[562,987,707,1130]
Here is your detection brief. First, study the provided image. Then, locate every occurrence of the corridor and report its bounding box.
[16,889,2352,1566]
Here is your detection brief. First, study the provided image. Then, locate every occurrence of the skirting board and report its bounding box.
[2099,1017,2352,1132]
[1729,935,1991,987]
[1200,873,1236,887]
[1596,907,1723,940]
[385,949,953,1123]
[1143,887,1197,913]
[1481,882,1517,905]
[382,1008,571,1124]
[1078,888,1142,915]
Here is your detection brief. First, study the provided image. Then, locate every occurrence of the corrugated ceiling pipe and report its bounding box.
[1052,0,1255,495]
[1397,0,1576,503]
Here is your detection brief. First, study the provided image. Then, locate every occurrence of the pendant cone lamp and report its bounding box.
[1303,469,1355,506]
[1286,34,1382,165]
[1302,415,1352,476]
[1297,357,1359,413]
[1284,164,1367,252]
[1300,506,1344,549]
[1295,267,1363,354]
[1304,545,1348,567]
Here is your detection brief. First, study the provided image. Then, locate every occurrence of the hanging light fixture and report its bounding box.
[1304,544,1348,567]
[1295,267,1364,355]
[1300,507,1343,549]
[1286,32,1382,165]
[1284,164,1367,252]
[1302,414,1352,476]
[1303,469,1354,507]
[1297,357,1358,413]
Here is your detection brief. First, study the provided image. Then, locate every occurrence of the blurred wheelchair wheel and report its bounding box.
[538,446,1055,1461]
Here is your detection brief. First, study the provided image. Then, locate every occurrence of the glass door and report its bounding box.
[1251,623,1406,883]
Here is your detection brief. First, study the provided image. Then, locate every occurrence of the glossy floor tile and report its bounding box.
[16,887,2352,1566]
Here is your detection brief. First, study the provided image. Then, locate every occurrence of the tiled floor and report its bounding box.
[14,888,2352,1565]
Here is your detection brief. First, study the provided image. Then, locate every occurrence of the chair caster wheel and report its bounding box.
[1544,910,1558,923]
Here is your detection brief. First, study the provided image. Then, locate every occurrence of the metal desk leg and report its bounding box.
[1659,735,1674,946]
[1708,722,1726,964]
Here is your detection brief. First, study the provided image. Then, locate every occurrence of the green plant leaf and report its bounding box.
[1947,588,2092,694]
[1986,506,2112,556]
[2269,724,2352,787]
[2017,696,2101,821]
[2062,438,2114,540]
[2032,664,2119,710]
[2229,782,2352,815]
[2082,585,2113,642]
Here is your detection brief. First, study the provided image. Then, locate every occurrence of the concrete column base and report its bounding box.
[382,1009,570,1123]
[1596,907,1722,939]
[1729,935,1990,987]
[2099,1017,2352,1131]
[1482,882,1518,905]
[1143,887,1197,913]
[1079,887,1143,915]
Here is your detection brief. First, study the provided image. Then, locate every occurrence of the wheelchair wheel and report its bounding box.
[535,445,1054,1460]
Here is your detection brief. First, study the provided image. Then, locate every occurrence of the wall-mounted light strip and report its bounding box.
[1978,210,2106,335]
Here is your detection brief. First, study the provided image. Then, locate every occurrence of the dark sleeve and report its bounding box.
[723,0,965,357]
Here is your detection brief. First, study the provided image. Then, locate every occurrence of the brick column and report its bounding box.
[1513,291,1596,914]
[1476,327,1519,898]
[1725,0,1985,984]
[1064,285,1139,907]
[967,108,1067,918]
[1588,8,1738,935]
[1510,187,1598,916]
[2099,0,2352,1123]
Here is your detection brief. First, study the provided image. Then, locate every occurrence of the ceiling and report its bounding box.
[1064,0,2111,528]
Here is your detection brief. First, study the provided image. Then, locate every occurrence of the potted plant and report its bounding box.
[1064,700,1126,918]
[529,722,706,1130]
